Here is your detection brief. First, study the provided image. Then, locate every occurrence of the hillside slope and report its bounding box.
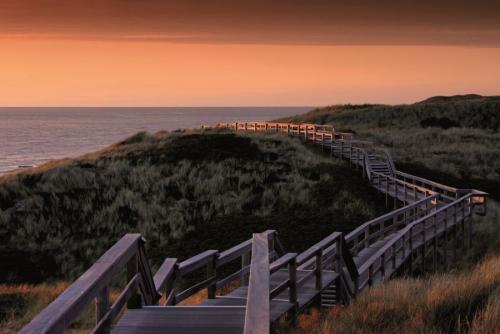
[0,129,386,284]
[277,95,500,334]
[278,95,500,200]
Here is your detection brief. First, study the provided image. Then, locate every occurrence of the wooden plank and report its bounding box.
[93,274,141,334]
[244,233,270,334]
[21,234,142,334]
[217,230,276,267]
[178,250,218,276]
[296,232,342,266]
[270,253,297,274]
[112,307,246,334]
[153,258,177,293]
[176,276,218,303]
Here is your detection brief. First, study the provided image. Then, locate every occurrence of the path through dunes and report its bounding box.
[21,122,487,334]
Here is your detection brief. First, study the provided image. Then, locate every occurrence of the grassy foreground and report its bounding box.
[286,254,500,334]
[277,94,500,333]
[278,94,500,201]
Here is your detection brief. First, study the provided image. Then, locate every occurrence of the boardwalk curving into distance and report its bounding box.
[21,122,488,334]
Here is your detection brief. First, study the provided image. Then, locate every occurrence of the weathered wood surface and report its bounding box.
[244,233,270,334]
[112,306,246,334]
[23,121,488,334]
[21,234,158,334]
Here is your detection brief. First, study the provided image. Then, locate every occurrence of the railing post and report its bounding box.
[95,286,110,334]
[409,227,413,274]
[433,215,437,271]
[421,221,427,273]
[468,200,473,248]
[364,229,370,249]
[127,254,141,309]
[207,255,217,299]
[461,202,466,249]
[368,265,373,287]
[289,260,298,306]
[336,240,343,274]
[381,253,386,279]
[392,244,396,269]
[315,250,323,290]
[454,204,458,260]
[242,253,251,286]
[444,208,448,269]
[385,175,389,207]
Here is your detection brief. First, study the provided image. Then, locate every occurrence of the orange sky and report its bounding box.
[1,1,499,106]
[1,39,499,106]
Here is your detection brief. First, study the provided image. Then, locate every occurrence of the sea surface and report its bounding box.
[0,107,311,174]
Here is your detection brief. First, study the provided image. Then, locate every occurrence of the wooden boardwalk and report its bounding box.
[22,121,487,334]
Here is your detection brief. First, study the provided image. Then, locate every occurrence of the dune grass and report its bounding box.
[0,130,386,284]
[275,95,500,333]
[286,253,500,334]
[277,95,500,201]
[0,128,388,331]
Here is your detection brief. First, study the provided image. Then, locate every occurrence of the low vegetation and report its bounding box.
[277,94,500,333]
[288,253,500,334]
[278,94,500,201]
[0,129,388,331]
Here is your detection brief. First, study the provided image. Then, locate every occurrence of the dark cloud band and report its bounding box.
[1,0,499,46]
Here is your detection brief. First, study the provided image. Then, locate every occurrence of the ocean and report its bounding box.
[0,107,311,174]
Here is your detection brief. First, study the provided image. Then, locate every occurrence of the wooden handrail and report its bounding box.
[270,253,297,274]
[21,234,159,334]
[346,194,439,254]
[357,193,474,275]
[244,233,270,334]
[153,258,177,295]
[296,232,342,266]
[217,230,276,267]
[177,250,218,276]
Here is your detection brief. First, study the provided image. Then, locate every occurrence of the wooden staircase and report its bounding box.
[367,154,393,176]
[320,283,337,307]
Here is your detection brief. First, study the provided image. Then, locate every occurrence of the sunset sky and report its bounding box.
[1,0,499,106]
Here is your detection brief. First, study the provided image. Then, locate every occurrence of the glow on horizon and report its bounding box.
[1,38,499,107]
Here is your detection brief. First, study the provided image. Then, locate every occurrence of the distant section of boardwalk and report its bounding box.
[21,122,487,334]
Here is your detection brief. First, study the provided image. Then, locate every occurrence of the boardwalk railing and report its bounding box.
[21,234,159,334]
[357,192,477,289]
[244,233,270,334]
[346,194,439,256]
[23,121,488,333]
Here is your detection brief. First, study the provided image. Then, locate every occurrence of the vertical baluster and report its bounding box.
[392,244,397,269]
[454,204,458,261]
[96,286,110,334]
[443,207,448,269]
[315,250,323,290]
[409,227,414,274]
[385,175,389,207]
[381,253,386,279]
[433,215,437,271]
[207,255,217,299]
[421,220,427,273]
[127,253,141,309]
[242,253,250,285]
[289,260,298,305]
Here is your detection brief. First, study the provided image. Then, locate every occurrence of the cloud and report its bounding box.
[1,0,499,46]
